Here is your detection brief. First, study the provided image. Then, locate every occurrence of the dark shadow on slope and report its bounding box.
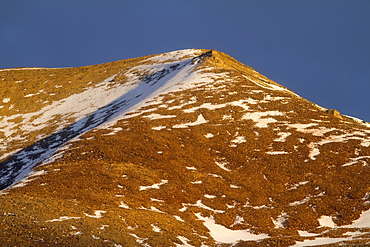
[0,51,212,190]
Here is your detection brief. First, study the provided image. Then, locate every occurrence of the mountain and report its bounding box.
[1,49,370,246]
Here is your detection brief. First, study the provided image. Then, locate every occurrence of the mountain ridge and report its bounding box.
[1,49,370,246]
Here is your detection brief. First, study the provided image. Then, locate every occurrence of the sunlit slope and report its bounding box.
[1,49,370,246]
[0,49,206,188]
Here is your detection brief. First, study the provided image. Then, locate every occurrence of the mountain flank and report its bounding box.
[1,49,370,246]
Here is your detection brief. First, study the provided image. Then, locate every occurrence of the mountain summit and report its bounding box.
[1,49,370,246]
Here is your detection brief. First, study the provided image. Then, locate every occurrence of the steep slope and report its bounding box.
[1,49,370,246]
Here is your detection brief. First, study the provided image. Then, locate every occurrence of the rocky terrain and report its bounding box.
[1,49,370,246]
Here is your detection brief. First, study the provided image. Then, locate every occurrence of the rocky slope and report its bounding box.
[0,49,370,246]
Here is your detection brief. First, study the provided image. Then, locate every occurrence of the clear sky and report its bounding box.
[1,1,369,122]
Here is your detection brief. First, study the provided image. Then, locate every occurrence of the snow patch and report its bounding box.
[151,224,161,232]
[119,202,130,209]
[266,151,288,155]
[242,111,283,128]
[272,212,288,228]
[230,135,246,147]
[195,213,269,243]
[318,215,337,228]
[172,114,207,128]
[274,132,291,142]
[175,236,194,247]
[204,133,214,138]
[204,194,216,199]
[139,180,168,191]
[152,126,166,130]
[215,160,231,171]
[84,210,107,219]
[342,156,370,167]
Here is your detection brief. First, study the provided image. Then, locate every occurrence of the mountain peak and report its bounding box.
[1,49,370,246]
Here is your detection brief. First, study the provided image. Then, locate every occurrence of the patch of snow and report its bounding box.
[215,160,231,171]
[84,210,107,218]
[2,98,10,103]
[129,233,149,247]
[186,166,196,170]
[288,124,336,136]
[100,225,109,230]
[272,212,288,228]
[183,103,227,113]
[231,216,245,226]
[204,133,214,138]
[274,132,291,142]
[308,133,370,160]
[298,230,320,237]
[242,111,283,128]
[204,194,216,199]
[230,135,246,147]
[175,236,194,247]
[182,99,254,114]
[172,114,207,128]
[103,127,123,136]
[318,215,337,228]
[342,156,370,167]
[148,206,164,213]
[179,206,188,212]
[289,196,311,206]
[208,173,222,178]
[287,181,309,190]
[138,206,165,214]
[288,123,318,132]
[139,180,168,191]
[344,114,370,128]
[308,142,320,160]
[24,93,37,98]
[150,198,164,203]
[174,215,185,222]
[266,151,288,155]
[151,224,161,232]
[119,202,130,209]
[195,213,269,243]
[152,126,166,130]
[181,200,224,214]
[144,49,203,64]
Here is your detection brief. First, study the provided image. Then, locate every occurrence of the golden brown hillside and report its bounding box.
[1,49,370,246]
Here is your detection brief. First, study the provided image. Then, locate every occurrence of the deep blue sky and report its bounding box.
[1,1,369,122]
